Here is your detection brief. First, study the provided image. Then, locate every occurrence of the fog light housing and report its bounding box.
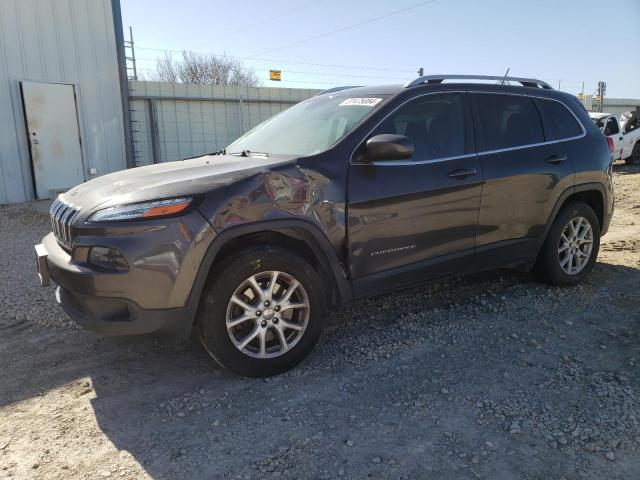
[89,247,128,271]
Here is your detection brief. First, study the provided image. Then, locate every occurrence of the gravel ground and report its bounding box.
[1,164,639,480]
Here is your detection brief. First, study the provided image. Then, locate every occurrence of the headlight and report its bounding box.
[88,197,193,222]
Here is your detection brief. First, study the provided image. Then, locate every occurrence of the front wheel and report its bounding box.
[197,246,327,377]
[533,202,601,286]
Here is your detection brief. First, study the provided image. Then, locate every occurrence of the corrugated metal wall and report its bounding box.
[129,81,319,165]
[602,98,640,116]
[0,0,126,204]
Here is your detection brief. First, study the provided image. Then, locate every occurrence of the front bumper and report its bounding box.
[34,226,211,339]
[56,285,193,338]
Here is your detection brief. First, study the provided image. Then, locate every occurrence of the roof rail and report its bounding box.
[315,85,362,96]
[404,74,553,90]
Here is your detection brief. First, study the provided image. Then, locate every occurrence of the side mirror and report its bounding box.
[362,134,413,162]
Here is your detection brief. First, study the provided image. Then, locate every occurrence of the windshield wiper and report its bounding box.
[182,149,226,160]
[228,150,269,157]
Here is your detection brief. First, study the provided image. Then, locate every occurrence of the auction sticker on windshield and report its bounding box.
[339,98,383,107]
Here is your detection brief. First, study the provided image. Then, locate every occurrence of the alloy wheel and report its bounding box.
[225,271,310,358]
[558,216,593,275]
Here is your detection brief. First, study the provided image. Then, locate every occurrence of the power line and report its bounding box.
[133,58,408,80]
[134,46,416,73]
[132,48,639,92]
[227,0,325,35]
[249,0,441,57]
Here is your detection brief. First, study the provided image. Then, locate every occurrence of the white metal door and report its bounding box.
[22,81,85,199]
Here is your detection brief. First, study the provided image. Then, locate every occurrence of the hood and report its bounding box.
[63,154,296,212]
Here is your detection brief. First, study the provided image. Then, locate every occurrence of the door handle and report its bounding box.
[545,154,567,165]
[447,168,477,179]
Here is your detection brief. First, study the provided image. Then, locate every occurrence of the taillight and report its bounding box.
[606,137,615,153]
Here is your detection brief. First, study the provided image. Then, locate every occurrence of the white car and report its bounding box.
[589,111,640,165]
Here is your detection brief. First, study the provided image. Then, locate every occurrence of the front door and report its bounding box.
[21,81,85,199]
[347,92,482,296]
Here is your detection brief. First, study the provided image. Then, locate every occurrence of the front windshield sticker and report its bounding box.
[339,97,383,107]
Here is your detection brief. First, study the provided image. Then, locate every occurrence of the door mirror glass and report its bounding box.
[363,134,413,162]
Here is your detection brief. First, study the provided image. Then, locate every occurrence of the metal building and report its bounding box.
[603,98,640,116]
[0,0,129,204]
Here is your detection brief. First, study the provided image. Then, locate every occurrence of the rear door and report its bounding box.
[347,92,482,295]
[470,92,577,266]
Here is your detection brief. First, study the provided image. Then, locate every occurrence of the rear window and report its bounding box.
[473,94,544,151]
[536,99,582,140]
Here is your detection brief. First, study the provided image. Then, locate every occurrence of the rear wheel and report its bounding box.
[533,202,600,286]
[197,246,326,377]
[625,142,640,165]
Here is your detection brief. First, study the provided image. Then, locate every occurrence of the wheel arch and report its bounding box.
[542,183,607,244]
[187,220,353,322]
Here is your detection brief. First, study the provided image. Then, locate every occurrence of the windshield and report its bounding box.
[226,93,391,156]
[592,117,605,130]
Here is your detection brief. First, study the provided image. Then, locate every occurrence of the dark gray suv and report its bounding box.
[35,75,614,377]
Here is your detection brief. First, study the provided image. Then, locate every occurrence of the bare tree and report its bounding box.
[153,53,179,83]
[148,51,260,87]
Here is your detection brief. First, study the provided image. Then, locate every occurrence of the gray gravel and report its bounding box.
[1,165,640,479]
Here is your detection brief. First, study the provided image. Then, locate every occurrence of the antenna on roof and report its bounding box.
[499,68,510,85]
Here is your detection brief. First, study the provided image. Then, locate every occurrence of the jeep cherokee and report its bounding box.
[35,74,614,377]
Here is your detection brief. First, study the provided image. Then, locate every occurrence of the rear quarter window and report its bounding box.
[473,94,544,151]
[536,99,583,140]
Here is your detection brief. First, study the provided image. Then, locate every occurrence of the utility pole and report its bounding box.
[417,67,424,77]
[597,81,606,112]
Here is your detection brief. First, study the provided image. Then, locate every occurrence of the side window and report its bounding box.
[536,99,583,140]
[473,94,544,150]
[371,93,467,161]
[605,117,620,136]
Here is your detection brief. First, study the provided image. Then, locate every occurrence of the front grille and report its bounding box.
[50,196,81,249]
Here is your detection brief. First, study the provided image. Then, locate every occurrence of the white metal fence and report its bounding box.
[128,81,319,165]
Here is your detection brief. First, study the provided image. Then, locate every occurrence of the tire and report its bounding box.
[624,142,640,165]
[197,245,327,377]
[532,202,600,286]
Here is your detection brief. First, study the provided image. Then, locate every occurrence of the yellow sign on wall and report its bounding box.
[269,70,281,81]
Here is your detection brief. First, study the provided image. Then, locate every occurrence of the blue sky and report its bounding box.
[121,0,640,98]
